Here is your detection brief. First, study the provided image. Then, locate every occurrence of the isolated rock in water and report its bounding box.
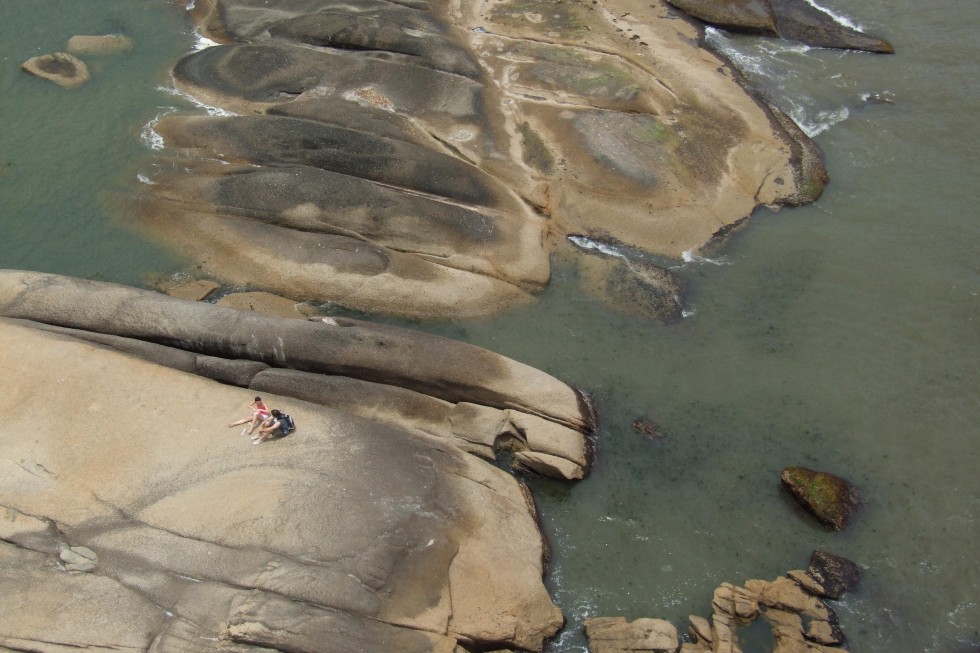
[0,269,592,479]
[21,52,90,88]
[584,617,679,653]
[780,466,860,530]
[668,0,894,53]
[769,0,894,53]
[66,34,134,55]
[140,0,828,319]
[806,549,862,599]
[0,316,565,650]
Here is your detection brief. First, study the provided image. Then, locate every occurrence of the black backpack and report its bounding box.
[278,413,296,436]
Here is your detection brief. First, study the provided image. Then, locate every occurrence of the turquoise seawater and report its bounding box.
[1,2,976,652]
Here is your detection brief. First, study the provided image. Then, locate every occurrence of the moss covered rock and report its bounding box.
[780,466,860,530]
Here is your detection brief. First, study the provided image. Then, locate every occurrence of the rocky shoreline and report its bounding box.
[4,0,894,649]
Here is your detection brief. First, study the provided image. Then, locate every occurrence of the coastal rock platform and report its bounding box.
[138,0,827,319]
[0,269,598,651]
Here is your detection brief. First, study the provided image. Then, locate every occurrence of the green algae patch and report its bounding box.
[780,466,860,530]
[518,122,555,174]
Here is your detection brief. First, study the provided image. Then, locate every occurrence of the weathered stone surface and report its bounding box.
[217,290,313,320]
[0,271,591,482]
[0,271,591,432]
[787,568,826,596]
[138,0,830,320]
[769,0,894,53]
[66,34,134,55]
[59,545,99,572]
[757,577,830,621]
[21,52,90,88]
[689,614,713,645]
[805,550,861,599]
[158,277,220,301]
[780,466,860,530]
[584,616,679,653]
[0,317,565,650]
[666,0,777,35]
[667,0,893,53]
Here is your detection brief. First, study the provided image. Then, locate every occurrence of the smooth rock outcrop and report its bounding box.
[667,0,894,53]
[0,316,565,651]
[780,466,860,530]
[21,52,90,88]
[0,270,591,479]
[139,0,829,319]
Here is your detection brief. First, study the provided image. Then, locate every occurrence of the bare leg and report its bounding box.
[228,417,251,427]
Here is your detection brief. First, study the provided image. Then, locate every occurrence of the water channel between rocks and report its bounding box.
[1,1,976,652]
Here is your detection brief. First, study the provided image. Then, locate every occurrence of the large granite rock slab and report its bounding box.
[0,316,564,651]
[139,0,829,319]
[0,270,591,479]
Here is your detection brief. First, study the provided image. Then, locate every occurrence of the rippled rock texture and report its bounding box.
[139,0,825,319]
[0,269,595,651]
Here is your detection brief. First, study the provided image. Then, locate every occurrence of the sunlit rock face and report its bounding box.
[0,269,598,651]
[142,0,823,319]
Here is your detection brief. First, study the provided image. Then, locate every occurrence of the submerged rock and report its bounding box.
[66,34,134,55]
[21,52,90,88]
[780,466,860,530]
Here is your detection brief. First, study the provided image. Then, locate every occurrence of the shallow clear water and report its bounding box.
[1,2,977,652]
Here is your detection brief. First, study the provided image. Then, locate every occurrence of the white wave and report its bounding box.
[568,235,629,260]
[140,108,177,150]
[157,84,237,117]
[705,28,770,77]
[185,0,195,9]
[681,250,728,266]
[136,173,154,185]
[192,32,221,51]
[802,0,864,32]
[682,308,696,318]
[789,103,850,137]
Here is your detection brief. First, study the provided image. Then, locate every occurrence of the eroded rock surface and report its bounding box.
[0,270,599,651]
[589,557,860,653]
[666,0,894,52]
[21,52,90,88]
[139,0,826,318]
[0,270,591,478]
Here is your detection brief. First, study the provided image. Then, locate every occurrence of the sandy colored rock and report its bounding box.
[217,290,312,319]
[0,271,592,432]
[584,616,679,653]
[689,614,712,645]
[787,569,826,596]
[21,52,90,88]
[0,318,563,650]
[139,0,830,320]
[159,277,220,301]
[66,34,134,55]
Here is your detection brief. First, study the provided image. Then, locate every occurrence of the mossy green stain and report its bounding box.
[518,122,555,173]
